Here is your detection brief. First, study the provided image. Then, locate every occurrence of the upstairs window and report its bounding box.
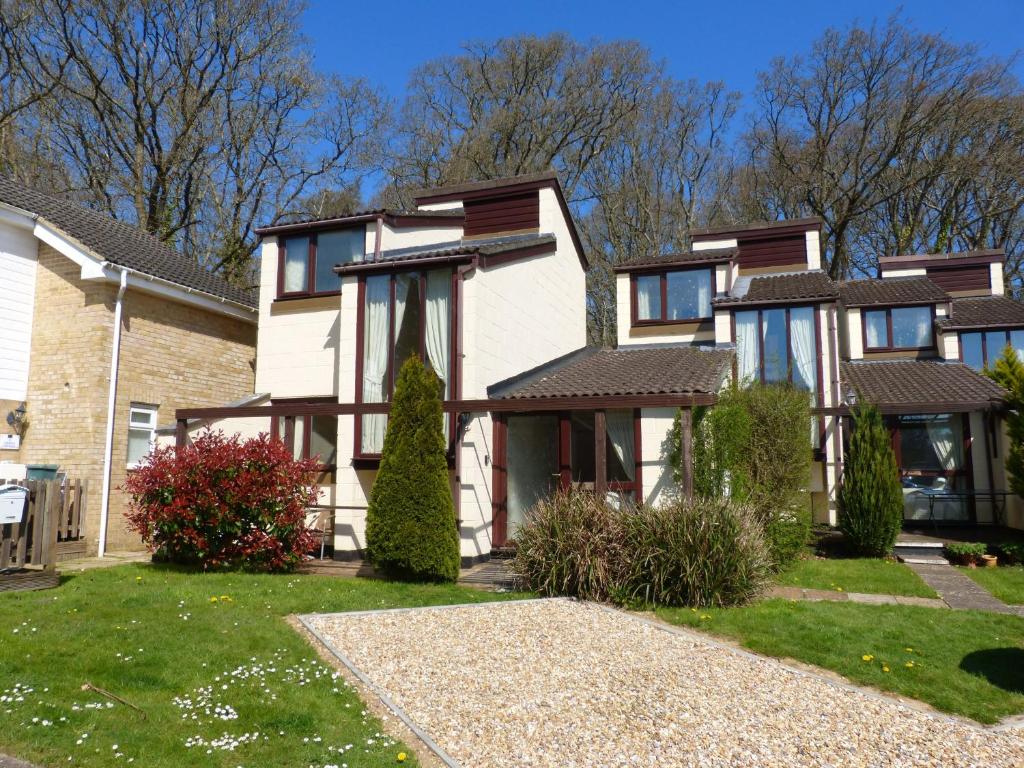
[359,268,453,456]
[278,228,364,298]
[734,307,817,392]
[960,329,1024,370]
[864,307,933,350]
[633,269,712,324]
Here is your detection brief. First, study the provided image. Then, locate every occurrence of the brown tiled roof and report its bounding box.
[490,345,733,399]
[613,247,737,272]
[412,170,559,202]
[254,207,464,235]
[0,177,255,307]
[714,271,838,306]
[935,296,1024,330]
[839,277,948,307]
[841,360,1005,409]
[879,249,1004,266]
[691,216,822,238]
[333,233,556,274]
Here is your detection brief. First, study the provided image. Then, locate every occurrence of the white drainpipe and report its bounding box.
[98,268,128,558]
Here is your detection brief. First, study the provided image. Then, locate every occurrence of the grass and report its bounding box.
[659,599,1024,724]
[0,563,523,768]
[776,557,938,598]
[959,565,1024,605]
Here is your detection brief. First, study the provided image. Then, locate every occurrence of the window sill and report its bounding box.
[273,291,342,303]
[632,317,712,328]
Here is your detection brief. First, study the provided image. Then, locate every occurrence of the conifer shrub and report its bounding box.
[365,356,460,582]
[838,401,904,556]
[123,430,320,571]
[670,382,813,567]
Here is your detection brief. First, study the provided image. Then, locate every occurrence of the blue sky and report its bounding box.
[303,0,1023,106]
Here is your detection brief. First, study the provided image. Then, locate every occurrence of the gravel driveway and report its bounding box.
[302,598,1024,767]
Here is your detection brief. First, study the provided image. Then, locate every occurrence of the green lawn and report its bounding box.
[0,564,522,768]
[776,557,938,598]
[959,565,1024,605]
[659,599,1024,723]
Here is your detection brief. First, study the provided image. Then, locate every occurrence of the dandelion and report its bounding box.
[699,614,711,620]
[209,597,219,603]
[882,666,890,673]
[397,753,407,763]
[905,661,914,668]
[861,654,873,662]
[905,647,914,653]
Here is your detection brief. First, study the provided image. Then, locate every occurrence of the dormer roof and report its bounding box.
[839,276,949,308]
[714,270,838,307]
[613,247,737,273]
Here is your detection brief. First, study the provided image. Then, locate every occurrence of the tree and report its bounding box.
[985,345,1024,497]
[2,0,388,283]
[743,15,1013,279]
[838,401,903,556]
[365,356,459,582]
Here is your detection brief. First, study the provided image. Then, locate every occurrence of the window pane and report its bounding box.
[892,306,932,348]
[282,236,309,293]
[665,270,711,320]
[127,429,151,465]
[960,333,984,371]
[762,308,787,383]
[636,275,661,320]
[507,414,559,535]
[129,408,154,427]
[315,229,363,292]
[1011,330,1024,363]
[361,274,390,453]
[569,411,596,484]
[310,415,337,465]
[735,311,759,383]
[789,307,816,392]
[393,272,421,380]
[864,310,888,348]
[986,331,1009,367]
[606,410,635,482]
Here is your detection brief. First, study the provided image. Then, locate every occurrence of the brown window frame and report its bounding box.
[353,266,459,461]
[958,328,1024,369]
[862,306,936,352]
[275,228,362,299]
[268,397,339,481]
[731,305,821,390]
[629,267,713,326]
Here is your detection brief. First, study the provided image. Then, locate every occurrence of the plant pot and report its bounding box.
[980,554,998,568]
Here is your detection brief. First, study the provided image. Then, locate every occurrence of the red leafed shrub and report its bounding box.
[123,430,320,572]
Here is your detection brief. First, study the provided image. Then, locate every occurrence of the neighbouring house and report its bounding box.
[0,178,258,556]
[170,171,1018,565]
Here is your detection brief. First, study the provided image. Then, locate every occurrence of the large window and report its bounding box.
[358,269,453,455]
[633,268,712,324]
[892,414,969,522]
[863,306,933,350]
[278,228,364,298]
[960,329,1024,371]
[734,306,817,392]
[272,413,338,467]
[126,403,157,468]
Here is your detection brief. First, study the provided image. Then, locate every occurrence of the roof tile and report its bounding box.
[841,360,1005,407]
[714,271,838,306]
[936,296,1024,330]
[839,277,948,307]
[0,177,255,307]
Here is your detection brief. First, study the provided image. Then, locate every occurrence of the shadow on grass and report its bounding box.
[960,648,1024,694]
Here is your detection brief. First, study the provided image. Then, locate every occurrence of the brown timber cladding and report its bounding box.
[463,191,540,237]
[925,264,991,294]
[735,232,807,272]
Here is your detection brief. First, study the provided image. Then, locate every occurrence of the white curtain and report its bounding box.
[913,309,932,346]
[926,418,961,471]
[696,271,711,318]
[283,236,308,292]
[425,269,451,434]
[606,410,635,481]
[865,312,886,348]
[735,311,759,384]
[789,307,816,393]
[637,275,659,320]
[361,275,389,453]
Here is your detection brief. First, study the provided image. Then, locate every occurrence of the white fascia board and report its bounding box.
[29,215,256,323]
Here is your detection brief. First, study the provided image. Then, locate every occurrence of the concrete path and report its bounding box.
[768,585,947,609]
[904,562,1021,615]
[57,551,150,572]
[0,754,38,768]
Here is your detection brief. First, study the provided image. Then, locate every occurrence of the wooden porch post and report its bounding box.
[283,415,296,457]
[175,418,188,449]
[595,409,608,494]
[679,407,693,498]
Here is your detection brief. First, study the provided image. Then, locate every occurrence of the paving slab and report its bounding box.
[906,562,1018,614]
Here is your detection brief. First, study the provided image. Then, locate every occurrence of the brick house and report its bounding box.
[173,172,1018,565]
[0,178,257,555]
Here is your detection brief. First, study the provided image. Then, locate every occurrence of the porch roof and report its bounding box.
[840,360,1005,412]
[488,345,733,400]
[935,296,1024,331]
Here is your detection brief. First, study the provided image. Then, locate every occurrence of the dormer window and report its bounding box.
[277,228,364,298]
[864,307,933,351]
[632,268,712,324]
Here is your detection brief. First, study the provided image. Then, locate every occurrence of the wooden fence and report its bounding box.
[0,479,88,576]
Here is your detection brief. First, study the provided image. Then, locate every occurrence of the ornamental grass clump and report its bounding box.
[510,488,627,602]
[621,496,771,608]
[123,430,320,572]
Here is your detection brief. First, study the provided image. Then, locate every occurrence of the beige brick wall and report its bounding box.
[20,244,257,553]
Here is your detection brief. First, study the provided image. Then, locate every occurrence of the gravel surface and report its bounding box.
[305,599,1024,768]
